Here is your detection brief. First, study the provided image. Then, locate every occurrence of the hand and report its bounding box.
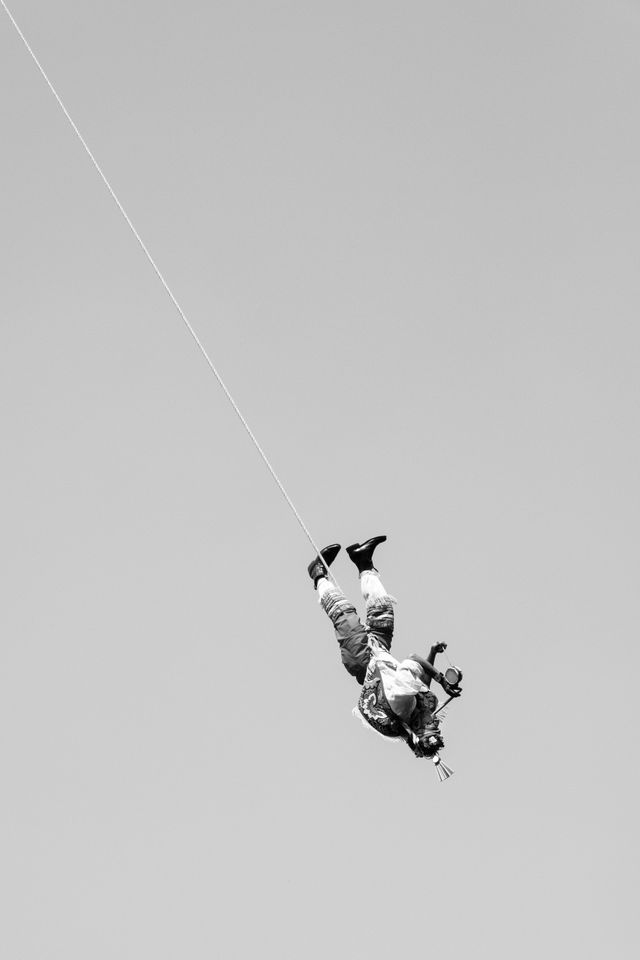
[441,679,462,698]
[432,642,448,654]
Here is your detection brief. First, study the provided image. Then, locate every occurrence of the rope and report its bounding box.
[1,0,340,587]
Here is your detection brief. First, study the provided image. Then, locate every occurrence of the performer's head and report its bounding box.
[416,732,445,758]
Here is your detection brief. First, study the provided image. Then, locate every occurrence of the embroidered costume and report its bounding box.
[308,536,461,776]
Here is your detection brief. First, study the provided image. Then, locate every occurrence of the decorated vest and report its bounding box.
[357,654,442,756]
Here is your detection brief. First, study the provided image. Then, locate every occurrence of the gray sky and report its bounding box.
[1,1,638,957]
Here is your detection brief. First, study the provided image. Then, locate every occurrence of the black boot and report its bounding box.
[307,543,341,588]
[346,535,387,573]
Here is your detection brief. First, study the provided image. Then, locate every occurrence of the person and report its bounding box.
[308,536,462,776]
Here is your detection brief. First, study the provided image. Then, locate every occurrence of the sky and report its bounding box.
[1,1,639,957]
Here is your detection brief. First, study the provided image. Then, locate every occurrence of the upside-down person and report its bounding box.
[308,536,462,779]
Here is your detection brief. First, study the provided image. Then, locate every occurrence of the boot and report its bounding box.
[307,543,341,588]
[346,535,387,573]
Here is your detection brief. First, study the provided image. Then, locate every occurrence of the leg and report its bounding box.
[345,536,393,649]
[360,570,395,651]
[317,578,371,684]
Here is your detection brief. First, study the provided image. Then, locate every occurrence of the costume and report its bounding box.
[316,567,446,760]
[309,538,461,778]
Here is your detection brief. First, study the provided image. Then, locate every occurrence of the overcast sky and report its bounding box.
[1,2,638,958]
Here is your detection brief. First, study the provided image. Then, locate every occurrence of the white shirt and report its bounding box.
[368,641,435,721]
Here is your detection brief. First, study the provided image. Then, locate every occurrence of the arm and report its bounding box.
[409,656,439,687]
[418,642,449,689]
[409,644,462,697]
[426,642,446,666]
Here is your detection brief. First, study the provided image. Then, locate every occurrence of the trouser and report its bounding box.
[317,570,395,685]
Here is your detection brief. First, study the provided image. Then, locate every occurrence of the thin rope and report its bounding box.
[1,0,340,587]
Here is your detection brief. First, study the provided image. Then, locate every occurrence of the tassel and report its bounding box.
[433,754,454,782]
